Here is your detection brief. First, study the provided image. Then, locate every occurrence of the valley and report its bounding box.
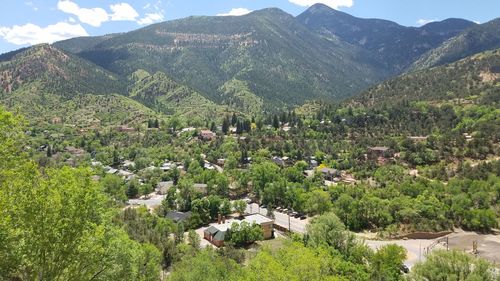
[0,3,498,281]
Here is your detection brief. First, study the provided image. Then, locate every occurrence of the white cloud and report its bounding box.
[289,0,353,9]
[217,8,253,17]
[137,13,164,25]
[57,0,109,27]
[110,3,139,21]
[68,17,76,23]
[57,0,159,26]
[416,19,438,26]
[0,22,88,45]
[25,1,38,11]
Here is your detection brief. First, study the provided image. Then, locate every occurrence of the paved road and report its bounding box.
[128,194,166,209]
[245,203,309,234]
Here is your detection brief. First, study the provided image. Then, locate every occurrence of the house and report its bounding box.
[156,181,174,195]
[409,136,428,142]
[272,156,285,167]
[203,214,274,247]
[193,183,208,194]
[160,162,173,171]
[166,211,192,223]
[123,160,135,169]
[217,159,226,166]
[117,125,136,133]
[320,168,340,181]
[65,146,85,157]
[367,147,394,161]
[200,130,216,141]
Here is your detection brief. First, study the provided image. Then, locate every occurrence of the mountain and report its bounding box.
[297,3,476,73]
[351,49,500,107]
[0,44,155,125]
[0,44,125,97]
[410,18,500,71]
[128,70,232,120]
[55,8,387,107]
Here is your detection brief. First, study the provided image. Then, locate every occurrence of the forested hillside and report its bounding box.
[353,49,500,107]
[55,8,387,107]
[410,18,500,71]
[297,3,476,73]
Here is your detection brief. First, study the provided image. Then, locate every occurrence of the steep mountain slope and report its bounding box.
[128,70,232,120]
[0,45,155,125]
[55,8,387,107]
[297,3,476,73]
[0,44,125,97]
[410,18,500,71]
[352,49,500,107]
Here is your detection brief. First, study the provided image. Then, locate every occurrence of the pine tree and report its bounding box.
[222,117,230,135]
[231,113,238,126]
[273,115,280,129]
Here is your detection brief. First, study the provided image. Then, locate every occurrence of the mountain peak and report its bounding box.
[248,7,291,18]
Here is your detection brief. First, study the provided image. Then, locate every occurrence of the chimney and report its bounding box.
[222,216,226,224]
[218,213,222,224]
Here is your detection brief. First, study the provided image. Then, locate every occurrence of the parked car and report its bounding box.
[400,264,409,274]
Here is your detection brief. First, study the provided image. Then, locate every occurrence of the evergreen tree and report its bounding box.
[222,117,230,135]
[273,114,280,129]
[231,113,237,126]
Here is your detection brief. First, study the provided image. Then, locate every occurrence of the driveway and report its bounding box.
[128,193,166,209]
[245,203,309,234]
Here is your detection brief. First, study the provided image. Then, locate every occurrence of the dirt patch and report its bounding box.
[446,229,500,264]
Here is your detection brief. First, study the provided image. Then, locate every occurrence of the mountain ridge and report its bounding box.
[297,3,477,73]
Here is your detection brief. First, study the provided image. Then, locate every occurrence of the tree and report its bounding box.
[370,244,406,281]
[233,200,247,217]
[220,199,232,216]
[305,212,370,262]
[227,221,263,247]
[46,144,52,157]
[305,189,332,215]
[272,114,280,129]
[409,250,496,281]
[126,179,139,198]
[102,173,126,201]
[222,117,230,135]
[188,230,201,251]
[168,249,240,281]
[174,222,185,244]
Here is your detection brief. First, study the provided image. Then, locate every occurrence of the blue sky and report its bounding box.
[1,0,499,54]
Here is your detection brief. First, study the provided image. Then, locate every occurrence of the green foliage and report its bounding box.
[168,249,240,281]
[240,241,370,281]
[356,49,500,107]
[233,200,247,217]
[298,4,476,74]
[408,250,497,281]
[370,244,406,281]
[411,19,500,70]
[0,107,161,280]
[55,8,387,107]
[228,221,264,247]
[305,212,371,262]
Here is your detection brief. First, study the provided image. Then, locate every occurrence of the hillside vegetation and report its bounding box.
[410,18,500,71]
[55,8,387,107]
[353,49,500,107]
